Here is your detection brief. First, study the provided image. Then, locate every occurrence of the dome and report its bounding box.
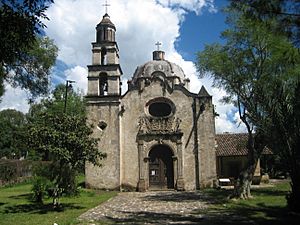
[132,51,186,83]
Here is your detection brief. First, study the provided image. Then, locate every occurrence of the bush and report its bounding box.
[31,176,52,203]
[0,160,34,185]
[31,161,80,205]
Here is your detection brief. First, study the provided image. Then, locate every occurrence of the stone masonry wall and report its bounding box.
[85,99,121,189]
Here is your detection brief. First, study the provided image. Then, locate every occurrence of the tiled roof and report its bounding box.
[215,133,272,157]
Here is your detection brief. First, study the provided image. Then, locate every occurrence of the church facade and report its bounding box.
[85,13,217,191]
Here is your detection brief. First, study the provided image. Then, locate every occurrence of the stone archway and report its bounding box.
[136,129,185,191]
[148,145,174,189]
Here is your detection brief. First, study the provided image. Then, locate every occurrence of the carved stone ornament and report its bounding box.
[138,116,181,134]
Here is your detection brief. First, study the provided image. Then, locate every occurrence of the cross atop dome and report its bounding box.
[102,0,110,14]
[153,41,165,61]
[155,41,162,51]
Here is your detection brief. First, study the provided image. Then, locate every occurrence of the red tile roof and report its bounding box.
[215,133,272,157]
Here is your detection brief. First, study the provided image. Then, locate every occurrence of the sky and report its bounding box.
[0,0,246,133]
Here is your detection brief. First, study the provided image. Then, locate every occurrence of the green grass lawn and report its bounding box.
[0,181,117,225]
[0,180,298,225]
[201,180,300,225]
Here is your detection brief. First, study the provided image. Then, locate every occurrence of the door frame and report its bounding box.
[136,135,185,191]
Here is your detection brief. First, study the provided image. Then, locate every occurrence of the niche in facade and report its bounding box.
[97,121,107,131]
[146,97,175,118]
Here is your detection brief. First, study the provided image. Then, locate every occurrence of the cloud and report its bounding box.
[157,0,217,14]
[0,0,246,133]
[64,66,88,94]
[44,0,215,78]
[210,87,247,133]
[0,83,30,113]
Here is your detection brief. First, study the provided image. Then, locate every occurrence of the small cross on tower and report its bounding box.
[103,0,110,14]
[155,41,162,51]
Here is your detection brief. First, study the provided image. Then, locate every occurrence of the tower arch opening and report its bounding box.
[99,72,108,96]
[101,48,107,65]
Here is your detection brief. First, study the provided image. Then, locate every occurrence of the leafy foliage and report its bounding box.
[0,0,57,99]
[28,113,105,204]
[26,85,105,204]
[230,0,300,46]
[227,0,300,212]
[31,175,52,203]
[196,3,300,202]
[28,114,104,171]
[0,109,28,159]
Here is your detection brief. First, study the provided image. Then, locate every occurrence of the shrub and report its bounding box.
[0,160,34,185]
[31,176,52,203]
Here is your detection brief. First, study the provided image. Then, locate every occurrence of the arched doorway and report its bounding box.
[148,145,174,189]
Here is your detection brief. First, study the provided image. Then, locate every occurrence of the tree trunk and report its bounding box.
[233,98,266,199]
[231,161,257,199]
[230,127,263,199]
[287,140,300,212]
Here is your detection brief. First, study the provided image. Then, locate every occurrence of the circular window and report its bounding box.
[146,98,175,118]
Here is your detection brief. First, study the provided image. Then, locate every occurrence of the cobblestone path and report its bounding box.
[78,191,212,224]
[78,191,256,225]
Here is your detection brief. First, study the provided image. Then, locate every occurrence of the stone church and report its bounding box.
[85,13,217,191]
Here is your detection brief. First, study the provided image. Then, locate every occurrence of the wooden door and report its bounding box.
[149,157,167,188]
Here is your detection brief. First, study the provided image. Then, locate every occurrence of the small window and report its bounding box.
[146,98,174,118]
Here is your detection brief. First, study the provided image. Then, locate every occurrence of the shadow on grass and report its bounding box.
[198,187,300,225]
[8,193,32,200]
[4,203,84,214]
[213,203,300,225]
[251,188,288,197]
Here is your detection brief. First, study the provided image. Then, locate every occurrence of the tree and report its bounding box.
[0,109,28,159]
[230,0,300,46]
[27,84,87,161]
[28,113,105,205]
[28,83,86,119]
[196,9,299,199]
[0,0,57,99]
[256,45,300,211]
[230,0,300,212]
[27,84,104,205]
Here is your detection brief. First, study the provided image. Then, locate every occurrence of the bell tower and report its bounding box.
[85,9,122,190]
[87,13,122,96]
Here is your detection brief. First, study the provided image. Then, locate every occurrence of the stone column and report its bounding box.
[137,139,146,191]
[176,139,185,191]
[172,156,178,187]
[144,157,150,189]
